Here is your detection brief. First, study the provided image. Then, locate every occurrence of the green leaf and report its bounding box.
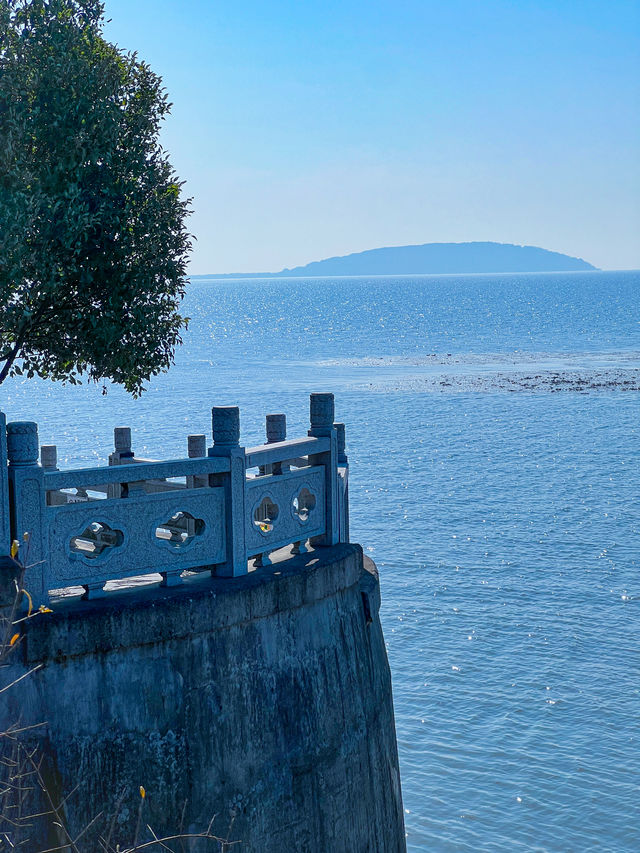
[0,0,193,397]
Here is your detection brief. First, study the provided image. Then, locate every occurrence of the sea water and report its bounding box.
[2,271,639,852]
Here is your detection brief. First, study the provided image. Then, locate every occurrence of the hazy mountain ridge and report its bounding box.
[194,242,598,278]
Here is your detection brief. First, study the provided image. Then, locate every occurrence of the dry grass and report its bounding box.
[0,546,239,852]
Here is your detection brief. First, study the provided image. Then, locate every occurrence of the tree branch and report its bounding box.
[0,339,23,386]
[0,303,49,386]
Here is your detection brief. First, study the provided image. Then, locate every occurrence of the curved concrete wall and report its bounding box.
[1,544,405,851]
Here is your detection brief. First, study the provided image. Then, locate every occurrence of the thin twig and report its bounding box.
[144,824,177,852]
[0,722,46,738]
[70,809,103,845]
[132,789,145,851]
[121,831,234,851]
[0,665,43,695]
[104,787,128,851]
[23,750,81,853]
[178,799,187,853]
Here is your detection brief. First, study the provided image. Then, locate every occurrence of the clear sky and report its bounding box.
[103,0,640,273]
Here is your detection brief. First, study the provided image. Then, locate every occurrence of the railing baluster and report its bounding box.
[335,422,349,544]
[187,434,207,489]
[209,406,247,577]
[308,393,339,547]
[108,427,132,498]
[41,444,58,471]
[7,421,48,607]
[264,414,287,475]
[254,414,287,568]
[0,413,10,557]
[42,444,64,507]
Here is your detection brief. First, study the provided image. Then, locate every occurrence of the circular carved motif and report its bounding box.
[69,521,124,560]
[253,495,280,535]
[154,511,205,549]
[292,486,317,524]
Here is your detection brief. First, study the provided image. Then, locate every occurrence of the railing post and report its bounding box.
[188,434,207,458]
[108,427,131,497]
[266,414,286,444]
[110,426,147,498]
[263,413,287,475]
[335,422,350,543]
[7,421,48,606]
[41,445,62,507]
[253,414,287,568]
[0,413,10,557]
[208,406,247,576]
[113,427,134,461]
[187,434,207,489]
[41,445,58,471]
[308,393,339,547]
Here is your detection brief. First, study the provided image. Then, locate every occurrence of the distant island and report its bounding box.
[194,242,598,279]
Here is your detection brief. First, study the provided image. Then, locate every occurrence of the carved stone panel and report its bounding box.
[46,487,226,587]
[245,466,325,556]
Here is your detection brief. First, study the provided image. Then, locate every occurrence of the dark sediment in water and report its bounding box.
[359,368,640,394]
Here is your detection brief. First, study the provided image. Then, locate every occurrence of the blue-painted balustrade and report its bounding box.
[0,393,349,606]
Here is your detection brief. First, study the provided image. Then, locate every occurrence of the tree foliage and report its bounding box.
[0,0,192,395]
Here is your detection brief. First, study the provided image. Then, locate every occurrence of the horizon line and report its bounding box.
[184,269,640,281]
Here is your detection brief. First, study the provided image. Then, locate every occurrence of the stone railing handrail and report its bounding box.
[0,393,349,607]
[245,436,329,468]
[44,456,232,490]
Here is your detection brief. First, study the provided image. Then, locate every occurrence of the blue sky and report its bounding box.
[104,0,640,273]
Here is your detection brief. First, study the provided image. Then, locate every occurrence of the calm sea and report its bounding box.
[2,271,639,852]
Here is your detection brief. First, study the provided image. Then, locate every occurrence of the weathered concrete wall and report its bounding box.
[1,544,405,851]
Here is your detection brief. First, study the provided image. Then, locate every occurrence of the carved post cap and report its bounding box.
[310,393,335,428]
[114,427,132,454]
[266,414,286,444]
[40,445,58,470]
[335,423,347,463]
[212,406,240,447]
[7,422,39,467]
[188,434,207,458]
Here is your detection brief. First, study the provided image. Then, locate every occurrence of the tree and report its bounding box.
[0,0,192,396]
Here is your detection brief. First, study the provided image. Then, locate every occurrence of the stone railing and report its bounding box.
[0,393,349,606]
